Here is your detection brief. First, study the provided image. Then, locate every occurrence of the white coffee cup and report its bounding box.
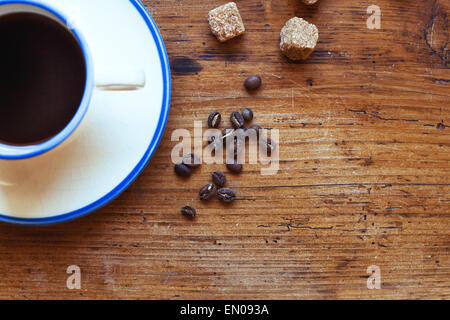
[0,0,146,160]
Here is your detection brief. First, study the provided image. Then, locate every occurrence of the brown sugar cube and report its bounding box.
[208,2,245,42]
[280,17,319,61]
[302,0,319,4]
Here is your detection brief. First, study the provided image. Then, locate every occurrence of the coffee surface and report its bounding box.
[0,12,86,145]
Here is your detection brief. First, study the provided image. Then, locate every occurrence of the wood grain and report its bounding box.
[0,0,448,299]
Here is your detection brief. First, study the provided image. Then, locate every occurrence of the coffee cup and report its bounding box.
[0,0,146,159]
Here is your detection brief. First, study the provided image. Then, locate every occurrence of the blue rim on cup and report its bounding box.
[0,0,171,225]
[0,0,94,160]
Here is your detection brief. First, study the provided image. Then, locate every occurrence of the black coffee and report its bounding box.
[0,12,86,145]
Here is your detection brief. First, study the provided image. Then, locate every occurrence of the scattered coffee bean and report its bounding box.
[208,112,221,128]
[182,153,201,168]
[244,75,262,91]
[230,111,245,129]
[261,137,276,155]
[242,108,254,122]
[212,171,226,187]
[217,188,236,203]
[199,183,217,200]
[248,124,262,138]
[226,162,243,173]
[181,206,196,219]
[174,163,191,177]
[176,107,264,220]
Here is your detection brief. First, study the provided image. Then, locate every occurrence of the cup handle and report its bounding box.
[95,65,146,91]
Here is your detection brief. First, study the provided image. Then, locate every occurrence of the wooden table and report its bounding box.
[0,0,448,300]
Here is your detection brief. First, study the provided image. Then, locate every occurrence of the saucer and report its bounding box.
[0,0,171,225]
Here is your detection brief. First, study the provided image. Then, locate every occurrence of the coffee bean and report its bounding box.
[244,75,262,91]
[212,171,226,187]
[261,137,276,155]
[181,206,196,219]
[242,108,254,122]
[174,163,191,177]
[208,112,221,128]
[217,188,236,203]
[199,183,217,200]
[249,124,262,138]
[226,162,243,173]
[182,153,201,168]
[230,111,245,129]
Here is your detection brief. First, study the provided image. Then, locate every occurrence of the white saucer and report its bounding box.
[0,0,170,225]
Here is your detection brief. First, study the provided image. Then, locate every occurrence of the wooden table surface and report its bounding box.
[0,0,449,300]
